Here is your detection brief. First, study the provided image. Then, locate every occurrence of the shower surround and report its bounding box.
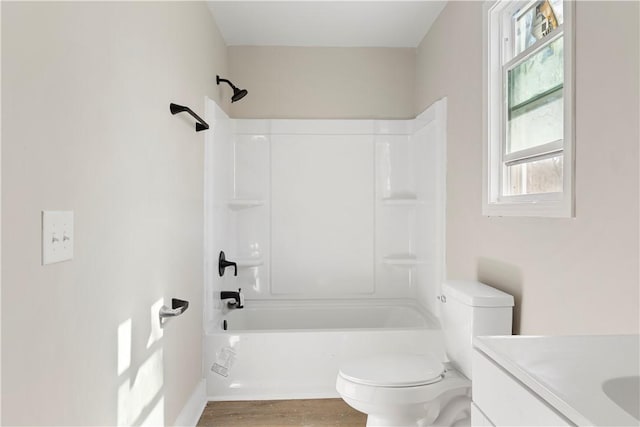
[203,98,447,399]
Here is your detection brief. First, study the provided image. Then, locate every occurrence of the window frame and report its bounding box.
[483,0,575,217]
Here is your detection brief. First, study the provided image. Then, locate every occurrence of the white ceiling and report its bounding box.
[207,1,447,48]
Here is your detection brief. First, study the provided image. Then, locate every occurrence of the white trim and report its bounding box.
[483,0,575,218]
[203,97,217,335]
[433,98,447,319]
[174,379,207,427]
[505,24,564,69]
[0,1,3,421]
[208,390,339,402]
[563,0,576,218]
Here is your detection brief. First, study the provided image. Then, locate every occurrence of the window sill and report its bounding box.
[483,198,574,218]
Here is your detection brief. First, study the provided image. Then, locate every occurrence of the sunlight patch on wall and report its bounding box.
[117,299,167,426]
[117,319,132,376]
[147,298,164,349]
[117,348,164,426]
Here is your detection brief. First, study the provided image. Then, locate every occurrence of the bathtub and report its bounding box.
[205,300,444,401]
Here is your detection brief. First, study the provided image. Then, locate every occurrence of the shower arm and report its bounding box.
[169,103,210,132]
[216,76,236,90]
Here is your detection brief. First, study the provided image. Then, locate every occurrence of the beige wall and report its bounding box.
[416,1,639,335]
[2,2,228,425]
[228,46,416,119]
[2,3,638,425]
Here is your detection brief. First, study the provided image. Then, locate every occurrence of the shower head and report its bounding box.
[216,75,248,103]
[232,88,248,103]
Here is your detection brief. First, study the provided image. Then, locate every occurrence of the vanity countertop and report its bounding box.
[473,334,639,426]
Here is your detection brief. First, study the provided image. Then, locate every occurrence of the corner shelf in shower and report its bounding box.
[382,254,424,267]
[381,197,426,206]
[226,199,265,210]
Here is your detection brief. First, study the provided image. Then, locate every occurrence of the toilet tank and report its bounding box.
[441,280,514,378]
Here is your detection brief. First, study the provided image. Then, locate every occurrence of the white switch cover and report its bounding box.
[42,211,74,265]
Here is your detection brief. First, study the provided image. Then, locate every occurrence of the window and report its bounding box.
[484,0,574,217]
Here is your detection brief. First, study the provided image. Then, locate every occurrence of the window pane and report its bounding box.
[507,37,563,154]
[508,91,563,153]
[509,37,563,107]
[505,155,563,196]
[514,0,564,55]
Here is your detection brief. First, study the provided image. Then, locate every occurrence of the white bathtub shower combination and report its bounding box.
[205,301,445,400]
[203,98,447,400]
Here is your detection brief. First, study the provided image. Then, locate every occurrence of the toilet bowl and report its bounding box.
[336,280,514,427]
[337,354,471,426]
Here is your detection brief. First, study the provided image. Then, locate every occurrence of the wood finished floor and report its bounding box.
[197,399,367,427]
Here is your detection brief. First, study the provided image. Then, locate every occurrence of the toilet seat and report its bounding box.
[338,354,444,387]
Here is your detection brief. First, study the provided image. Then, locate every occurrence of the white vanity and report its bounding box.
[471,335,639,426]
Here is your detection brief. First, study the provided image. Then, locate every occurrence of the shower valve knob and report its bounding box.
[218,251,238,277]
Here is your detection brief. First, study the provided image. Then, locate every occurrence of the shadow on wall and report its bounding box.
[476,258,523,335]
[117,299,166,426]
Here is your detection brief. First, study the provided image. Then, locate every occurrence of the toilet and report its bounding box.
[336,280,514,427]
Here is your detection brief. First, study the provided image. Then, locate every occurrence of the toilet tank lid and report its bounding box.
[443,280,514,307]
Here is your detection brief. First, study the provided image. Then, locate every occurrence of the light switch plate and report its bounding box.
[42,211,74,265]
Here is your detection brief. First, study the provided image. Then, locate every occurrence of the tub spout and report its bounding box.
[221,288,244,309]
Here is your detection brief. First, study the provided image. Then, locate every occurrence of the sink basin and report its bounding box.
[602,376,640,422]
[474,335,639,426]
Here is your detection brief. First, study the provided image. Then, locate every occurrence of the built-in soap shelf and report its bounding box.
[381,192,425,206]
[235,257,264,268]
[382,254,424,267]
[381,197,426,206]
[226,199,265,210]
